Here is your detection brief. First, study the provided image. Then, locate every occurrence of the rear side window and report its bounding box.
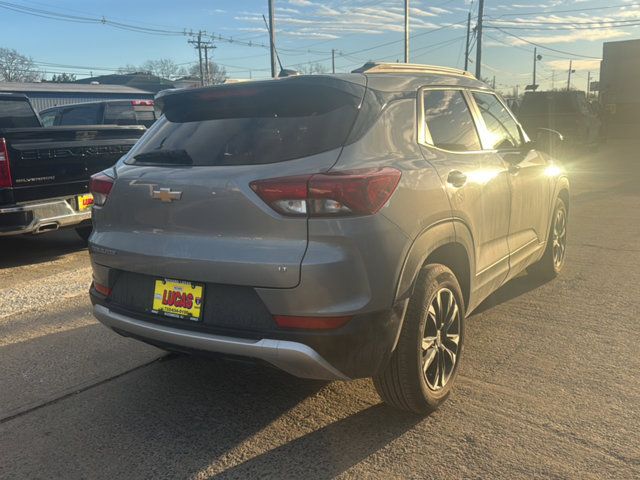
[472,92,523,150]
[0,99,41,128]
[128,79,365,166]
[58,105,101,126]
[422,90,481,152]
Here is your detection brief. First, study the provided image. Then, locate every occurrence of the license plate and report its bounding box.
[77,194,94,211]
[151,279,204,322]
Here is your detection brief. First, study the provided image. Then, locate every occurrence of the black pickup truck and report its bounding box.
[0,93,146,239]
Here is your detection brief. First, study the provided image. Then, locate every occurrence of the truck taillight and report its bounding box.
[89,171,115,206]
[250,167,401,217]
[0,138,12,188]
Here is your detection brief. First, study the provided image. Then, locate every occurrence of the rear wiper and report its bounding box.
[133,149,193,165]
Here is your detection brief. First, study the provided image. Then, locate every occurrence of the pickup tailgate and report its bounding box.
[2,125,146,203]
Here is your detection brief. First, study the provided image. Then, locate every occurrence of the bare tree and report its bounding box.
[189,61,227,84]
[0,48,41,82]
[141,59,184,79]
[50,72,76,83]
[117,64,140,75]
[300,62,328,75]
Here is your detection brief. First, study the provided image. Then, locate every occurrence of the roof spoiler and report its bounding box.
[352,62,475,78]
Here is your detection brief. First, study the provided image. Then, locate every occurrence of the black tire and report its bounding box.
[373,264,465,414]
[75,226,92,243]
[528,197,567,281]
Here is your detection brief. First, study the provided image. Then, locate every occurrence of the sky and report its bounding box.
[1,0,639,93]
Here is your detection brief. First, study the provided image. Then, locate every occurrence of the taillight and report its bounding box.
[250,167,401,217]
[0,138,12,188]
[131,100,154,106]
[273,315,352,330]
[93,281,112,297]
[89,171,115,206]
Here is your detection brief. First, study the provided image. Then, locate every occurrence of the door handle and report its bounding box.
[447,170,467,187]
[508,164,521,175]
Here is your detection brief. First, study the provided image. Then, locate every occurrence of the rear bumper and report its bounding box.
[0,197,90,236]
[90,286,407,380]
[93,304,350,381]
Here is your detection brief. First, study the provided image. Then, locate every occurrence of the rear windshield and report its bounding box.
[0,99,41,128]
[104,104,157,127]
[126,79,364,166]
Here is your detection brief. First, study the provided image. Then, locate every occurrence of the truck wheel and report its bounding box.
[75,226,92,243]
[374,264,465,414]
[528,197,567,280]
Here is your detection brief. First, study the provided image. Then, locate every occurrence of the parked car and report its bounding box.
[517,91,600,148]
[0,93,147,240]
[88,63,569,414]
[40,100,157,128]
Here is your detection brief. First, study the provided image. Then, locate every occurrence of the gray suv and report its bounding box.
[88,63,569,414]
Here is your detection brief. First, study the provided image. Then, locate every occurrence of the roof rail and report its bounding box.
[351,62,475,78]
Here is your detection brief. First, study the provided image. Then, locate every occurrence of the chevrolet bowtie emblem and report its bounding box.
[151,188,182,202]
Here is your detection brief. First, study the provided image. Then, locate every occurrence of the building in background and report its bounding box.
[73,72,174,93]
[0,82,155,112]
[600,39,640,139]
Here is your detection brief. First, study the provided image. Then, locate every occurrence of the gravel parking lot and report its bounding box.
[1,140,639,479]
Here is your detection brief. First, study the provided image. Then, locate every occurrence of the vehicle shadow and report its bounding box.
[0,229,86,269]
[210,403,422,479]
[471,271,550,317]
[1,337,422,480]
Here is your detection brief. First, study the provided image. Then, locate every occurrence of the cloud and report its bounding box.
[546,59,602,71]
[235,1,448,41]
[509,28,629,45]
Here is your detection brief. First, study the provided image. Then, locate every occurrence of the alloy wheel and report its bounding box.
[421,288,461,391]
[552,208,567,269]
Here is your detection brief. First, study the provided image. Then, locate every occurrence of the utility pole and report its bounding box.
[552,70,556,90]
[464,12,471,71]
[268,0,277,78]
[203,44,216,85]
[404,0,410,63]
[332,49,336,74]
[188,31,205,86]
[587,71,591,97]
[475,0,485,79]
[492,75,496,89]
[567,60,573,91]
[532,47,537,87]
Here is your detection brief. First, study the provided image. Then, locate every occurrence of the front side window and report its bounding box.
[422,90,481,152]
[472,92,523,150]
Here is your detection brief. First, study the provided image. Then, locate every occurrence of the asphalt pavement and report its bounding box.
[1,140,639,479]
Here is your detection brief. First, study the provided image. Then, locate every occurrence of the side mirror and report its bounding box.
[535,128,563,154]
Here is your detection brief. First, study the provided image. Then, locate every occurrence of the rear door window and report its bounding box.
[422,89,481,152]
[471,92,523,150]
[128,79,365,166]
[58,104,101,126]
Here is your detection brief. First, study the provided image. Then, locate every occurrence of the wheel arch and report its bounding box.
[395,219,474,311]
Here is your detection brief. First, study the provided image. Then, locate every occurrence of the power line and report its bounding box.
[491,27,601,59]
[0,0,333,55]
[489,2,640,18]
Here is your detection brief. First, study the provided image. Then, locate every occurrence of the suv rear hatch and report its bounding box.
[94,76,368,289]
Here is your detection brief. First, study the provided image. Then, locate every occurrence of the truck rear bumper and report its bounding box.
[93,304,351,381]
[0,198,90,236]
